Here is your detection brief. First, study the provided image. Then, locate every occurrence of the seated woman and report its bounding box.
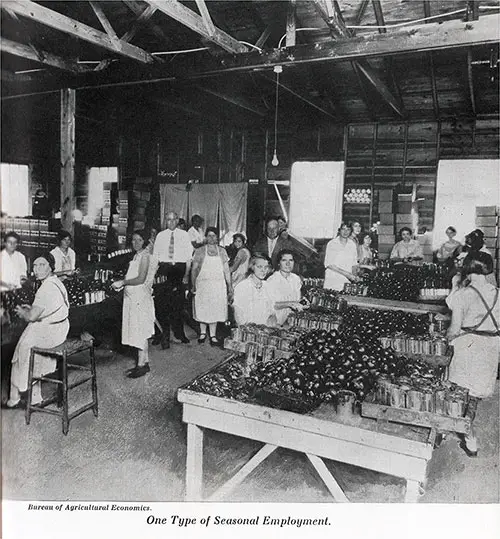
[191,227,232,346]
[436,226,461,262]
[266,250,307,326]
[446,251,499,457]
[390,227,423,262]
[50,230,77,279]
[7,253,70,408]
[230,233,251,288]
[233,253,275,326]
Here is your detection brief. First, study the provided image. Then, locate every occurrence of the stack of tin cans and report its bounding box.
[342,282,368,296]
[375,377,468,417]
[303,278,324,288]
[379,335,449,356]
[230,324,302,354]
[287,312,343,332]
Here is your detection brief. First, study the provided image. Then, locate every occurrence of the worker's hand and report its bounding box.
[7,283,18,291]
[14,305,28,319]
[111,280,124,290]
[182,275,189,285]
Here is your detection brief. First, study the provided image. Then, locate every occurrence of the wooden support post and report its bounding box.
[286,0,297,47]
[404,479,420,502]
[60,88,76,232]
[186,423,204,501]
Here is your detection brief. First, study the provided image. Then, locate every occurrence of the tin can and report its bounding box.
[336,390,356,419]
[419,387,435,412]
[389,384,408,408]
[231,327,241,341]
[406,389,423,411]
[434,389,447,415]
[445,397,463,417]
[262,346,275,364]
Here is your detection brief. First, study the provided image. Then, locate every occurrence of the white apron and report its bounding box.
[324,241,357,291]
[448,285,500,398]
[194,247,228,323]
[11,276,70,393]
[122,251,156,350]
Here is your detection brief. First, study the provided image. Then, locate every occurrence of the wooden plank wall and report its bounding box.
[344,119,500,233]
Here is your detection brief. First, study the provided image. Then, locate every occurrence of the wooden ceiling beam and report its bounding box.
[89,2,119,41]
[195,85,267,116]
[255,24,274,49]
[286,0,297,47]
[144,0,247,53]
[195,0,216,36]
[467,49,477,115]
[2,0,154,63]
[371,0,386,34]
[123,1,171,45]
[1,37,83,73]
[354,0,370,26]
[203,15,500,74]
[423,2,439,119]
[314,0,404,117]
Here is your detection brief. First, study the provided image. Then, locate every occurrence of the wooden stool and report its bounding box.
[25,339,98,435]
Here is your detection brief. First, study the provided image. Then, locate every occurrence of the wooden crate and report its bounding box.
[223,338,293,359]
[378,234,396,244]
[476,206,499,216]
[377,225,395,235]
[378,190,394,202]
[361,393,473,435]
[378,202,393,213]
[396,214,413,224]
[476,216,498,227]
[379,213,395,225]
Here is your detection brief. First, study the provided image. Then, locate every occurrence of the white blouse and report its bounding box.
[50,246,76,273]
[266,271,302,326]
[233,278,274,326]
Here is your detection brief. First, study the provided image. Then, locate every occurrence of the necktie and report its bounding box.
[168,231,175,260]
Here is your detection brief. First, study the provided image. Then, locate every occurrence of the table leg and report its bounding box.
[404,479,420,503]
[306,454,349,502]
[186,423,204,501]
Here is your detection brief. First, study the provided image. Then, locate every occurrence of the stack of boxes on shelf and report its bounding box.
[377,189,395,259]
[130,177,151,231]
[476,206,499,283]
[89,225,108,256]
[0,217,57,250]
[113,191,129,249]
[95,182,113,226]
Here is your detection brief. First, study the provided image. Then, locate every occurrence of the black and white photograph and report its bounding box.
[1,1,499,537]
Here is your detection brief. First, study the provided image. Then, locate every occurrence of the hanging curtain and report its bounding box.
[0,164,30,217]
[289,161,345,239]
[433,159,500,249]
[188,184,220,228]
[218,183,248,240]
[159,184,188,229]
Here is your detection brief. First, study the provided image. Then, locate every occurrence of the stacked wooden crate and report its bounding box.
[130,177,152,231]
[476,206,499,283]
[377,189,395,259]
[112,190,129,248]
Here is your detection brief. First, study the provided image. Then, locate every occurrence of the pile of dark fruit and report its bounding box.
[341,306,429,339]
[1,285,36,320]
[363,265,423,302]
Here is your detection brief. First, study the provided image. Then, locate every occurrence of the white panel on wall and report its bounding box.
[289,161,345,239]
[434,160,500,248]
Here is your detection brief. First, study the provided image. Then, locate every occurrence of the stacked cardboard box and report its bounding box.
[130,178,152,231]
[111,190,130,248]
[476,206,499,283]
[377,189,394,259]
[89,224,108,255]
[1,218,56,250]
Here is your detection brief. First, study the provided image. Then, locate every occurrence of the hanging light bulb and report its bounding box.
[272,65,283,167]
[271,149,279,167]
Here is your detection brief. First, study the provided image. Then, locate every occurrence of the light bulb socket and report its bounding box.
[271,149,279,167]
[274,65,283,74]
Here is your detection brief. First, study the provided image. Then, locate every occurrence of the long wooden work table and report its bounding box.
[177,362,436,503]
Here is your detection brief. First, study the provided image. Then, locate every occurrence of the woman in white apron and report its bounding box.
[191,227,232,347]
[447,251,500,456]
[112,230,157,378]
[324,222,360,291]
[7,253,70,408]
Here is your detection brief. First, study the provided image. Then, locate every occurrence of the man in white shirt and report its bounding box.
[153,212,193,348]
[390,227,423,262]
[187,214,205,250]
[0,232,27,292]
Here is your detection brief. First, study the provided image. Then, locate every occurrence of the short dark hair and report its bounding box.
[57,230,72,243]
[4,231,20,243]
[399,227,412,236]
[232,233,246,244]
[446,226,457,234]
[277,249,295,263]
[205,226,219,238]
[37,252,56,272]
[131,229,149,244]
[265,217,279,227]
[191,214,203,226]
[337,222,352,235]
[465,230,484,251]
[360,232,373,244]
[463,251,493,276]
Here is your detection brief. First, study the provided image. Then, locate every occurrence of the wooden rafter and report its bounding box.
[89,2,118,41]
[1,37,83,73]
[123,0,170,45]
[354,0,370,26]
[371,0,386,34]
[144,0,247,53]
[255,24,274,48]
[467,49,477,115]
[286,0,297,47]
[195,85,267,116]
[2,0,154,63]
[195,0,216,36]
[313,0,404,117]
